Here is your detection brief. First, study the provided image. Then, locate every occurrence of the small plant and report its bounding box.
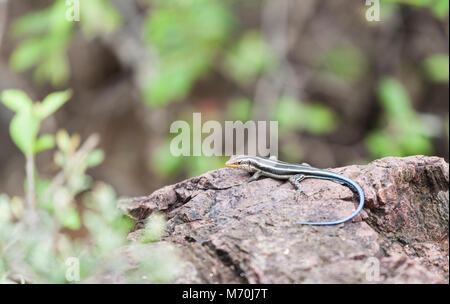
[142,0,234,107]
[10,0,121,86]
[366,77,433,158]
[0,89,184,283]
[1,89,72,218]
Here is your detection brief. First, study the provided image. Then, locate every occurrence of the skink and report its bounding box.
[225,155,365,226]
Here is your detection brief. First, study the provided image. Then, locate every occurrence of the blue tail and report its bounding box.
[296,175,365,226]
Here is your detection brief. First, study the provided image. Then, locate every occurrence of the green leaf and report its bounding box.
[377,77,414,120]
[10,38,47,72]
[80,0,122,37]
[139,213,166,243]
[56,129,73,153]
[187,156,225,178]
[430,0,449,18]
[10,107,39,155]
[49,0,74,35]
[299,103,338,134]
[151,141,183,177]
[401,130,432,155]
[38,90,72,119]
[34,134,55,153]
[9,0,74,87]
[11,8,51,37]
[144,1,232,53]
[423,54,449,83]
[143,64,192,107]
[366,130,402,158]
[275,97,337,134]
[224,31,275,84]
[59,208,81,230]
[369,76,434,158]
[1,90,33,113]
[275,97,304,131]
[86,149,105,168]
[34,52,71,87]
[142,0,233,106]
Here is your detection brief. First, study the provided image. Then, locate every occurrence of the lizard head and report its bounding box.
[225,155,258,172]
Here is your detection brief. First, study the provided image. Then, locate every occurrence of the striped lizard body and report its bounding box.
[225,155,365,226]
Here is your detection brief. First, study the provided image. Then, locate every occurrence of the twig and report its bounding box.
[24,153,37,227]
[25,153,35,209]
[44,133,100,199]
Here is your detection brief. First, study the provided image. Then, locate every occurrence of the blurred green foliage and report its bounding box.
[6,1,449,180]
[275,97,338,135]
[224,31,276,85]
[1,89,72,156]
[423,54,449,83]
[226,97,253,121]
[383,0,449,18]
[143,0,234,106]
[0,89,182,283]
[321,45,368,83]
[10,1,73,86]
[152,140,184,178]
[151,138,227,178]
[187,155,227,177]
[0,0,448,283]
[10,0,121,86]
[138,212,167,243]
[366,77,433,158]
[79,0,122,37]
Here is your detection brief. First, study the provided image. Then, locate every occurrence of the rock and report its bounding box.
[119,156,449,283]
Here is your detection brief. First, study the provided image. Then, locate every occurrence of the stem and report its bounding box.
[44,134,100,199]
[25,153,36,212]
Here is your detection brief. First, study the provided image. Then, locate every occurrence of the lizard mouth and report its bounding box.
[225,163,240,169]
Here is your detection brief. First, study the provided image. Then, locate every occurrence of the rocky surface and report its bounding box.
[120,156,449,283]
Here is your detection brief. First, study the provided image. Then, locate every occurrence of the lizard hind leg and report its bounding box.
[289,174,306,201]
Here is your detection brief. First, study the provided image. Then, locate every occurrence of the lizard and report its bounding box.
[225,155,365,226]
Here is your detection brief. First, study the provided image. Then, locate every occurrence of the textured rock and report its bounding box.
[120,156,449,283]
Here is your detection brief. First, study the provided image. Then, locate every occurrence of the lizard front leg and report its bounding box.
[288,174,306,201]
[244,171,262,184]
[232,171,263,187]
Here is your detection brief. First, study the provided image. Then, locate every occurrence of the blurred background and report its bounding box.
[0,0,448,284]
[0,0,449,198]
